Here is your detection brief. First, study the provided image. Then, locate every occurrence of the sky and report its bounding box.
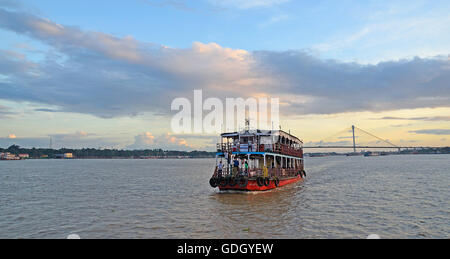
[0,0,449,150]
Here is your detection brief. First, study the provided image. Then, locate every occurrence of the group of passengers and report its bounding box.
[217,156,248,179]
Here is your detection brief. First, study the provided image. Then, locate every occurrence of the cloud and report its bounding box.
[259,14,290,28]
[44,131,119,148]
[253,51,450,115]
[399,139,420,143]
[312,2,450,62]
[127,132,192,150]
[0,104,16,118]
[376,116,450,121]
[0,130,119,148]
[0,7,449,120]
[130,132,156,148]
[409,129,450,135]
[49,131,93,140]
[34,108,60,112]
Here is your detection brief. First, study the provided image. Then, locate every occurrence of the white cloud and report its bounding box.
[313,3,450,63]
[259,14,290,28]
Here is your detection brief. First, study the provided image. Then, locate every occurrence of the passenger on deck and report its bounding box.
[218,161,223,178]
[224,151,229,164]
[244,160,249,176]
[233,158,239,178]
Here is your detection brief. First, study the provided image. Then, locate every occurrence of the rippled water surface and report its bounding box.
[0,155,449,239]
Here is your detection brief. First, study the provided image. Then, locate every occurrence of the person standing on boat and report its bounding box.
[233,157,239,178]
[218,161,224,178]
[244,160,249,176]
[224,151,230,165]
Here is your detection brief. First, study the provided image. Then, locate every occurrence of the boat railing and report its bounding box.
[217,143,303,157]
[274,143,303,157]
[213,166,300,179]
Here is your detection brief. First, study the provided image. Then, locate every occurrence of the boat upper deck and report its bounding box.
[217,129,303,158]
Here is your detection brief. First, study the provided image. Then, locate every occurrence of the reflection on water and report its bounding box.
[0,155,449,239]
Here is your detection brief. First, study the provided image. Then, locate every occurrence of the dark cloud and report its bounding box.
[409,129,450,135]
[34,108,60,112]
[254,51,450,115]
[377,116,450,121]
[0,7,449,119]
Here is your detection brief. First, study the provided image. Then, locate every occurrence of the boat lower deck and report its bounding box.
[217,174,304,192]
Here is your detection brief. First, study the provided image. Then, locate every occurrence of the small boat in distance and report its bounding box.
[364,151,388,157]
[209,125,306,192]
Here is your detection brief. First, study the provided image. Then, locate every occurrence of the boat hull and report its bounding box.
[218,174,303,192]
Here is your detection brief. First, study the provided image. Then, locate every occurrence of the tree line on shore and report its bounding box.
[0,145,216,159]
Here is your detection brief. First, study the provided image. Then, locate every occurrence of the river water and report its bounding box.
[0,155,448,239]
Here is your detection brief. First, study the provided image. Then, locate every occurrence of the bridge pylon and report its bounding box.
[352,125,356,153]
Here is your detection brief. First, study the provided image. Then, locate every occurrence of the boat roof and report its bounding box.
[221,129,303,143]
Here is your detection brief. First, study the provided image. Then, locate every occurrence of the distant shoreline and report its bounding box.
[0,145,216,160]
[1,145,448,160]
[0,157,215,160]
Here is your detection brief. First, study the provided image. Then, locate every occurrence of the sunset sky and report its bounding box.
[0,0,449,150]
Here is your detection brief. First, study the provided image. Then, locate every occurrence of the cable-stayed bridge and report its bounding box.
[303,125,442,152]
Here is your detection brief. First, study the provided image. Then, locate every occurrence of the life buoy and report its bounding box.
[219,177,229,187]
[229,177,238,187]
[274,178,280,187]
[209,178,218,188]
[238,177,248,188]
[257,177,264,187]
[264,178,270,187]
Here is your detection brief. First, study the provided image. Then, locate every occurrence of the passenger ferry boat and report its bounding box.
[209,125,306,191]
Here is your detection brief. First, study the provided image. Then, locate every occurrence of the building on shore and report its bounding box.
[0,152,20,160]
[64,153,74,159]
[18,154,30,159]
[55,153,74,159]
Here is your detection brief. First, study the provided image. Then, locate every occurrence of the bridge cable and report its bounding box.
[354,126,399,148]
[318,127,353,145]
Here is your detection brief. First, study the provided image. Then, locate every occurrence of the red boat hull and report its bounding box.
[218,174,303,192]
